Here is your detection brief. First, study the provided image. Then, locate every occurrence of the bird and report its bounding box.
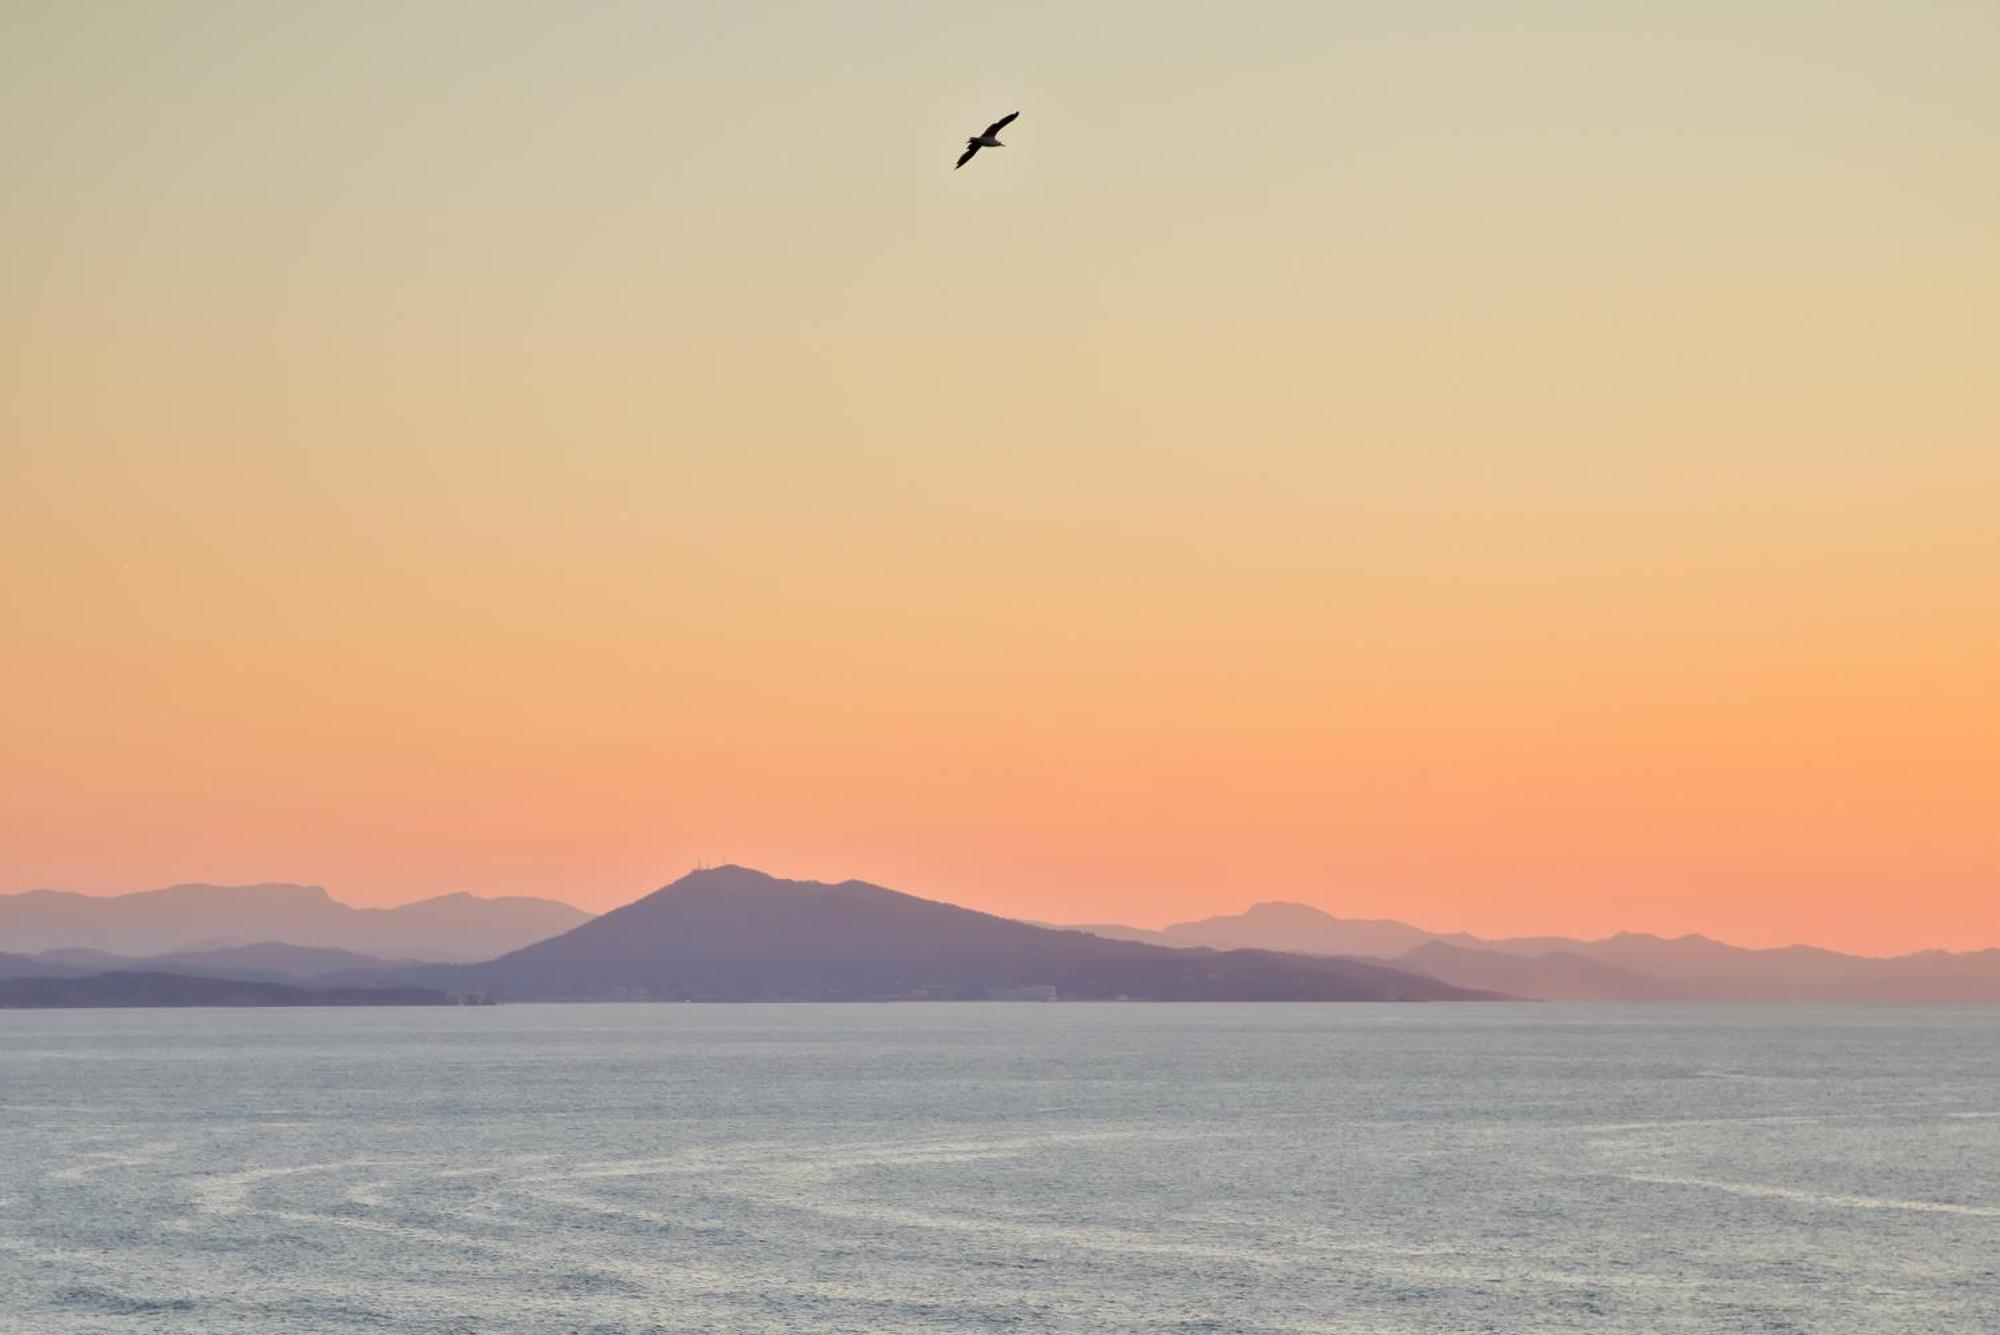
[955,111,1019,169]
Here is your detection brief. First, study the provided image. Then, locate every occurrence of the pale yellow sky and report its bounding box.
[3,2,1997,950]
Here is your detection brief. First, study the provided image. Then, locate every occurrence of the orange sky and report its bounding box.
[3,2,1997,954]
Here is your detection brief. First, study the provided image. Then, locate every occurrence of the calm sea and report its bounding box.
[1,1003,1995,1332]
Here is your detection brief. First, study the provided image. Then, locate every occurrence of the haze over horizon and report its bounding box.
[5,2,1996,955]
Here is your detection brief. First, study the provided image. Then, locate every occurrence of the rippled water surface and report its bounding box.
[1,1003,1996,1332]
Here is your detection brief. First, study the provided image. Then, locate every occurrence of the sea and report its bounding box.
[0,1003,1994,1333]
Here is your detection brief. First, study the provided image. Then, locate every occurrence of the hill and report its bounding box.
[1394,941,1684,1002]
[442,867,1499,1002]
[1154,902,1460,958]
[32,943,428,985]
[1482,932,2000,1002]
[0,971,450,1008]
[0,951,80,980]
[0,884,591,960]
[1060,905,2000,1001]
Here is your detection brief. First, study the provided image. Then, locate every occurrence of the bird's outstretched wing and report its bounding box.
[983,111,1019,137]
[955,142,980,169]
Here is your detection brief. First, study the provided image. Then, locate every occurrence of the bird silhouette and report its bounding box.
[956,111,1019,169]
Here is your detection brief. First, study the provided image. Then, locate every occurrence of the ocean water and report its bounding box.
[0,1004,1995,1333]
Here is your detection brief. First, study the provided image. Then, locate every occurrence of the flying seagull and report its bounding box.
[956,111,1019,169]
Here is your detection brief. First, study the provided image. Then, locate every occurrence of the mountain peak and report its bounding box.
[673,864,783,886]
[1156,901,1441,959]
[659,865,889,902]
[462,869,1490,1002]
[1238,901,1340,921]
[160,882,335,903]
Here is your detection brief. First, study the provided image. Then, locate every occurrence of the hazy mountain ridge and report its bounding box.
[1396,941,1689,1002]
[13,875,1992,1004]
[0,884,592,960]
[1157,902,1472,958]
[1500,932,2000,1002]
[0,971,450,1008]
[0,950,80,980]
[9,943,433,986]
[408,867,1498,1002]
[1060,904,2000,1001]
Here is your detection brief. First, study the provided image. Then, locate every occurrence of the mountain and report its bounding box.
[31,948,130,972]
[0,951,82,980]
[0,971,449,1008]
[1063,903,2000,1001]
[34,943,427,985]
[0,884,592,960]
[1491,933,2000,1002]
[436,866,1499,1002]
[1032,922,1175,946]
[1394,941,1684,1002]
[1152,902,1458,958]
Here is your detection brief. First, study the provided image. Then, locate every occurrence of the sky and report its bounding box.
[3,1,1996,953]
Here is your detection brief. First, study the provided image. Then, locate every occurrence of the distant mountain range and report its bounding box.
[0,971,449,1008]
[1057,904,2000,1002]
[0,951,74,980]
[410,866,1494,1002]
[0,943,430,985]
[1057,902,1460,958]
[9,873,1997,1005]
[0,884,592,960]
[1393,941,1685,1002]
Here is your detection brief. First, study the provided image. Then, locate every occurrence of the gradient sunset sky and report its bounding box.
[4,2,1996,953]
